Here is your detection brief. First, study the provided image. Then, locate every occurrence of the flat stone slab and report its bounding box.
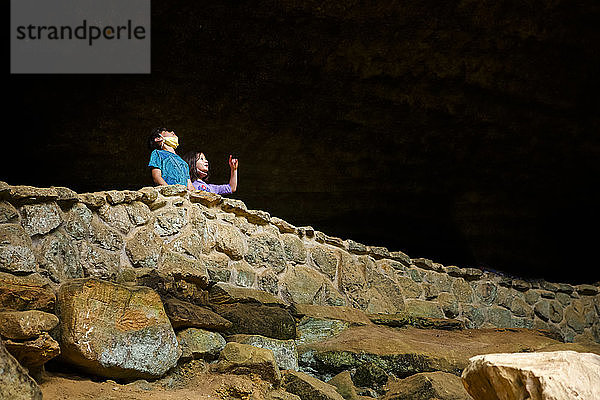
[298,325,600,380]
[0,272,56,312]
[211,302,297,340]
[209,282,287,307]
[162,296,233,331]
[367,312,464,330]
[0,310,59,340]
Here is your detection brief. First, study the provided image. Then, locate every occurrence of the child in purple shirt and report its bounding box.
[183,151,238,194]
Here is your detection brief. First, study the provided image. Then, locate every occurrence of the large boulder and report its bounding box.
[0,339,42,400]
[55,278,181,379]
[462,351,600,400]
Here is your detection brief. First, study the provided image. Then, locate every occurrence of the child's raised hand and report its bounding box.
[229,155,239,170]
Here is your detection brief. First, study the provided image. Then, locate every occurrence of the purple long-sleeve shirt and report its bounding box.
[192,179,232,194]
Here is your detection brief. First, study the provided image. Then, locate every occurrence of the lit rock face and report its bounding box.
[461,351,600,400]
[55,278,181,380]
[0,339,42,400]
[211,342,282,385]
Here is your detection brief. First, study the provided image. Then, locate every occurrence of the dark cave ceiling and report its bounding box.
[6,0,600,283]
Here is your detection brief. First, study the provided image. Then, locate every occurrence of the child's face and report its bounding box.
[156,130,179,150]
[195,153,209,177]
[160,130,177,139]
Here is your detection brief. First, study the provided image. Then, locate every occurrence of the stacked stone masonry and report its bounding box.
[0,182,599,345]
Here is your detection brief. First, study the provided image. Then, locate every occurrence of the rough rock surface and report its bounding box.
[296,316,352,347]
[176,328,226,361]
[0,310,59,340]
[211,302,296,340]
[291,304,372,326]
[282,370,345,400]
[0,272,56,312]
[381,371,473,400]
[211,342,282,385]
[228,334,299,371]
[162,296,232,331]
[298,325,599,381]
[0,224,37,274]
[462,351,600,400]
[208,282,287,307]
[55,278,181,379]
[3,183,600,346]
[0,339,42,400]
[368,312,464,330]
[327,370,360,400]
[3,332,61,369]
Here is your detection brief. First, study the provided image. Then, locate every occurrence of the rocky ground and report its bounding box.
[2,272,600,399]
[39,365,274,400]
[31,322,600,400]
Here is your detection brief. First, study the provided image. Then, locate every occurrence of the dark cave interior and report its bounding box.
[5,0,600,284]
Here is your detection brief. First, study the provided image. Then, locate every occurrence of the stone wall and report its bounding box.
[0,182,598,344]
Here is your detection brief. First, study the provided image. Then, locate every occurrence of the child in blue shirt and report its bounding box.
[147,127,195,191]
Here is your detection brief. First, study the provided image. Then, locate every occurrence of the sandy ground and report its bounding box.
[39,361,275,400]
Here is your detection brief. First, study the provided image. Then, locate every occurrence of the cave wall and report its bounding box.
[6,0,600,283]
[1,182,598,344]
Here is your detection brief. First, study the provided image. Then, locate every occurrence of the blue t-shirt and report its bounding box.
[148,150,190,186]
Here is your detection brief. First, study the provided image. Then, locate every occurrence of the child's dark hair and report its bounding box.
[183,151,209,182]
[147,127,167,151]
